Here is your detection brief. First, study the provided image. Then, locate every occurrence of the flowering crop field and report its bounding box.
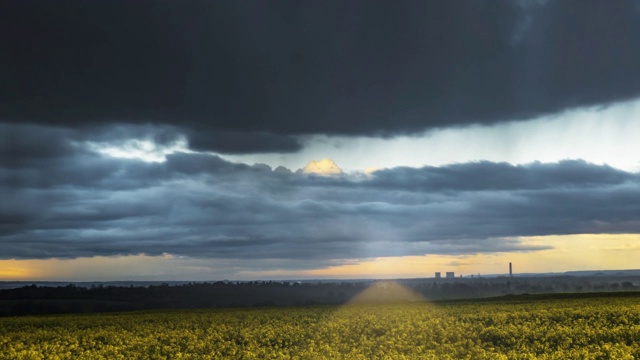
[2,294,640,359]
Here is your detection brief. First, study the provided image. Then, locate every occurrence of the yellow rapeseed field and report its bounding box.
[2,295,640,359]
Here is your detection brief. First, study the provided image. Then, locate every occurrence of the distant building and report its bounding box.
[435,272,441,279]
[446,272,455,279]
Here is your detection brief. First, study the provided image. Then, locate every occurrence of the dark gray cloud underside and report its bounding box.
[2,127,639,261]
[369,160,635,191]
[2,1,640,153]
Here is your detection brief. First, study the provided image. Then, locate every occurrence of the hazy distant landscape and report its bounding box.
[2,270,640,316]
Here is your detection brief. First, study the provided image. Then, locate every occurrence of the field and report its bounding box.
[2,292,640,359]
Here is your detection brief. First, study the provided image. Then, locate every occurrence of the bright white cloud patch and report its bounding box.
[86,136,190,163]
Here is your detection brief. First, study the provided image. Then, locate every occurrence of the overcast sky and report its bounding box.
[2,0,640,281]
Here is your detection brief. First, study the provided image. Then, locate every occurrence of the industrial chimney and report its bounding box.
[509,262,513,277]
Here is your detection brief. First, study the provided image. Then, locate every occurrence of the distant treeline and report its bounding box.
[1,276,638,316]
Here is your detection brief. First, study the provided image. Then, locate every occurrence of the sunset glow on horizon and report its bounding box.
[1,234,639,282]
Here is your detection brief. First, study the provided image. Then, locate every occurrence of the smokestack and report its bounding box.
[509,262,513,277]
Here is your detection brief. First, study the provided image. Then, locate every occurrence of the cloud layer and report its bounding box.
[2,1,639,277]
[2,123,639,267]
[3,1,640,153]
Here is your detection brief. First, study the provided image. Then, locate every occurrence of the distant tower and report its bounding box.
[509,262,513,277]
[446,271,455,279]
[435,272,441,279]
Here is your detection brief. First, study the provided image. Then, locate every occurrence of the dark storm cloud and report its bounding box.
[2,1,640,153]
[2,125,639,263]
[0,123,77,166]
[188,131,303,155]
[368,161,634,192]
[75,124,184,148]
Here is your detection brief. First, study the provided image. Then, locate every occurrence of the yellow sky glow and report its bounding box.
[302,158,343,176]
[1,234,639,281]
[247,234,640,279]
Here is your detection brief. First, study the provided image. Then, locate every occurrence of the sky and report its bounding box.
[2,0,640,281]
